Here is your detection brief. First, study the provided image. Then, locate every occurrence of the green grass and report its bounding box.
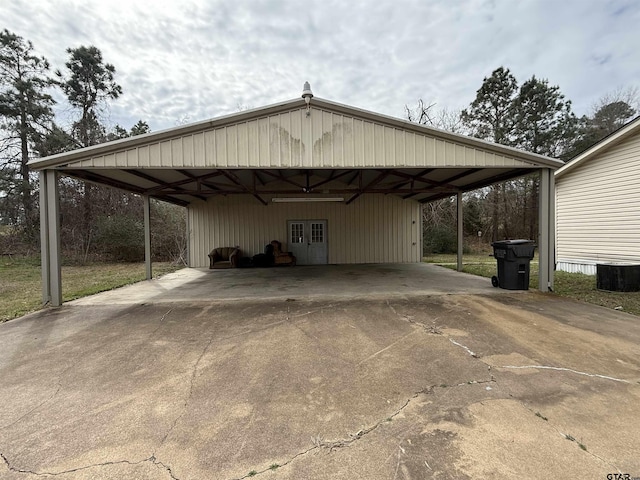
[0,256,181,322]
[424,254,640,316]
[4,253,639,322]
[424,253,540,288]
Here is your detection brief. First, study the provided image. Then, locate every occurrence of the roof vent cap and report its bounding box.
[302,81,313,100]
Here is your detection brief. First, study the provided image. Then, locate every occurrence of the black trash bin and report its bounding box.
[491,240,536,290]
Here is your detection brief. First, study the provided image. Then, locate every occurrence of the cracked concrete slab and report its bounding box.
[0,453,176,479]
[1,281,640,479]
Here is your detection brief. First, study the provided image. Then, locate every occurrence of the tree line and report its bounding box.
[1,30,637,260]
[409,67,638,253]
[0,30,186,263]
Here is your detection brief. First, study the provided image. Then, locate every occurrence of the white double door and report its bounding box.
[287,220,328,265]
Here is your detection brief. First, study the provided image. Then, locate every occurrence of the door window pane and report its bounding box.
[311,223,324,243]
[291,223,304,243]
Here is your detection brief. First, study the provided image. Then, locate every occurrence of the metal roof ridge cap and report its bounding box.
[555,115,640,178]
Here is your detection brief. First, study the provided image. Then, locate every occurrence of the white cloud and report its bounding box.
[2,0,639,132]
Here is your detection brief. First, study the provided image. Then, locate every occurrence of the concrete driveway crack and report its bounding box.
[386,300,500,384]
[385,300,443,335]
[228,380,495,480]
[438,330,498,374]
[448,338,478,358]
[156,333,217,449]
[159,308,174,322]
[0,386,61,431]
[147,308,175,337]
[0,362,75,431]
[150,455,180,480]
[226,397,416,479]
[434,321,630,472]
[498,365,631,383]
[514,401,624,474]
[0,452,154,477]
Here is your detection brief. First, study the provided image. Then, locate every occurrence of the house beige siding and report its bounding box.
[71,106,525,170]
[188,194,421,267]
[556,129,640,273]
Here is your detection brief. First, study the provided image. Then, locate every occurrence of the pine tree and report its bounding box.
[461,67,519,241]
[512,76,577,158]
[56,45,122,148]
[568,100,636,158]
[461,67,518,144]
[0,29,55,241]
[56,46,122,260]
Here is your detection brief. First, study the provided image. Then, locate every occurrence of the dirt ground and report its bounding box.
[1,280,639,479]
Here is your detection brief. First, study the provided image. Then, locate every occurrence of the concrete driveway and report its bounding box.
[1,265,639,479]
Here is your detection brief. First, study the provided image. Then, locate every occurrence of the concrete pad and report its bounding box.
[1,282,640,479]
[69,264,513,306]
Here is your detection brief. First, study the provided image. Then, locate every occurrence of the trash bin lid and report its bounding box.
[491,239,535,246]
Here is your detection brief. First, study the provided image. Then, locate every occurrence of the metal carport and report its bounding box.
[31,90,562,306]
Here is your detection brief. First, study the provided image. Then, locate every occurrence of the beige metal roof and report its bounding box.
[29,97,563,206]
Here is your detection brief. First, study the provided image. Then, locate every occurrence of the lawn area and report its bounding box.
[0,256,182,322]
[424,254,640,316]
[3,254,638,321]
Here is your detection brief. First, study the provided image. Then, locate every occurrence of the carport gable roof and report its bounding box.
[29,97,563,206]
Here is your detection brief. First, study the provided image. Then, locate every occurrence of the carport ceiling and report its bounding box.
[61,166,530,207]
[31,96,562,206]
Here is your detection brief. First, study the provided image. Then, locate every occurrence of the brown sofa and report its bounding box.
[270,240,296,266]
[208,246,240,269]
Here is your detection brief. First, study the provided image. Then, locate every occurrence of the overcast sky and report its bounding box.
[3,0,639,133]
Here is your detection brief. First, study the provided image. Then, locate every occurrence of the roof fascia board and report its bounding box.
[555,115,640,179]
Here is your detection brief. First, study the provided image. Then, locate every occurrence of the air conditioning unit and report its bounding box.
[596,264,640,292]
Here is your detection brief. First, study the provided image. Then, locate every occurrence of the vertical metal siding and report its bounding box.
[405,131,415,167]
[73,106,525,169]
[193,133,205,167]
[115,152,126,167]
[139,145,150,167]
[556,131,640,269]
[188,194,421,267]
[245,121,257,167]
[203,130,214,167]
[215,128,226,167]
[237,122,247,167]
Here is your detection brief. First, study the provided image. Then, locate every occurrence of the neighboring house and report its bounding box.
[555,116,640,274]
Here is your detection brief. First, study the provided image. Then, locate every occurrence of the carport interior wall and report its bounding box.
[189,193,421,266]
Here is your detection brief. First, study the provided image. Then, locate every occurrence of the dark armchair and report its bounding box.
[270,240,296,266]
[208,246,240,269]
